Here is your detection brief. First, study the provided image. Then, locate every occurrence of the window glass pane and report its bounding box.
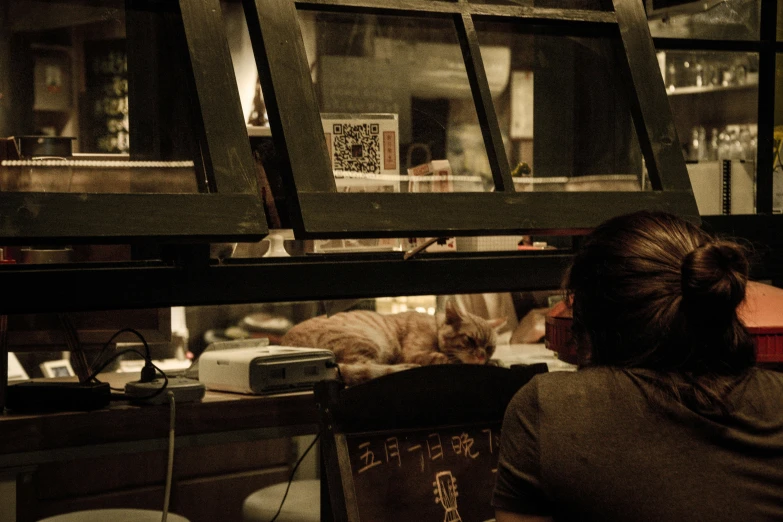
[647,0,760,40]
[221,1,267,133]
[184,291,565,360]
[222,230,572,258]
[0,0,213,195]
[296,10,494,193]
[662,50,759,215]
[475,21,646,192]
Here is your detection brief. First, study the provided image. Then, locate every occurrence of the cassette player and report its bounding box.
[198,341,337,394]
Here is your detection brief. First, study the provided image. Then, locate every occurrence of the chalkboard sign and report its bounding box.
[82,39,129,153]
[345,423,500,522]
[316,364,548,522]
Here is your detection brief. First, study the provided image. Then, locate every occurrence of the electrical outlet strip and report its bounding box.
[125,376,205,405]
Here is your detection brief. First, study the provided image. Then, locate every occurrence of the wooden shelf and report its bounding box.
[667,80,758,96]
[247,125,272,137]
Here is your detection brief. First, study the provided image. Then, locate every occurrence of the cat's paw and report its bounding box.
[423,352,450,365]
[386,363,420,376]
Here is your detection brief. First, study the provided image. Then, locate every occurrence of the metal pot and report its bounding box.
[16,136,76,158]
[20,247,74,264]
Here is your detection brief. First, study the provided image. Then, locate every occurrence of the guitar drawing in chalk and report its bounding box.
[434,470,462,522]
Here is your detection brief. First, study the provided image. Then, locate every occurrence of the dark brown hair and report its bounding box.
[566,211,755,376]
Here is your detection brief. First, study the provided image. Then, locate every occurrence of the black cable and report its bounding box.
[88,327,152,380]
[57,313,89,382]
[106,360,169,401]
[87,328,170,402]
[87,347,147,382]
[134,360,170,401]
[86,346,147,401]
[326,361,344,384]
[268,433,321,522]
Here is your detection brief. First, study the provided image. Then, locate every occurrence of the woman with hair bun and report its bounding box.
[493,211,783,522]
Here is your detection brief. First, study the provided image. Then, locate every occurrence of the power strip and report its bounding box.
[125,376,206,405]
[6,381,110,413]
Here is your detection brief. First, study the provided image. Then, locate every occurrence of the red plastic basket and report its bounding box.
[544,300,577,365]
[738,282,783,363]
[544,281,783,364]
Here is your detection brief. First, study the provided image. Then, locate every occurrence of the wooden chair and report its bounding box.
[315,363,548,522]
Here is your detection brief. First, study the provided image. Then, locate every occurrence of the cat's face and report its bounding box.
[437,301,506,365]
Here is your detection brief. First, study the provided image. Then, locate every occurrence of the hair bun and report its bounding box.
[681,241,749,312]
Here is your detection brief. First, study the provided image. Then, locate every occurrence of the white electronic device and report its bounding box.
[198,343,337,394]
[8,353,29,382]
[40,359,75,378]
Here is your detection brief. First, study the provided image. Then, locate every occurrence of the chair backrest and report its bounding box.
[314,363,548,522]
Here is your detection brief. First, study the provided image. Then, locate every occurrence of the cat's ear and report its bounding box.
[444,299,463,327]
[487,317,507,331]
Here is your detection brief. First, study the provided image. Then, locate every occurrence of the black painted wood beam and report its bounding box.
[0,252,573,314]
[296,190,700,238]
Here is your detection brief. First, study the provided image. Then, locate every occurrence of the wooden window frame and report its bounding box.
[243,0,700,239]
[0,0,267,245]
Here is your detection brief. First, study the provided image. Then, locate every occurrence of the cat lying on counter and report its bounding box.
[280,300,506,386]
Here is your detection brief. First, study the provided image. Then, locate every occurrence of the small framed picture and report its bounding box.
[40,359,75,378]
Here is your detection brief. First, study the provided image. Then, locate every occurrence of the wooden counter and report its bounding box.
[0,386,319,462]
[0,374,321,522]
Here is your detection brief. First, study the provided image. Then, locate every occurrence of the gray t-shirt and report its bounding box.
[492,367,783,521]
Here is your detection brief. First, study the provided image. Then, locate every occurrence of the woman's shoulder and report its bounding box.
[528,366,621,389]
[511,367,626,409]
[748,367,783,385]
[738,368,783,405]
[522,367,783,412]
[531,366,783,387]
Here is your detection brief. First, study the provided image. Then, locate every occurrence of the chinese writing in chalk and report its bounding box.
[353,427,500,475]
[386,437,401,467]
[451,433,479,459]
[358,442,382,474]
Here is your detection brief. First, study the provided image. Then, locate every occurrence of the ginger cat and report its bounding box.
[281,300,505,386]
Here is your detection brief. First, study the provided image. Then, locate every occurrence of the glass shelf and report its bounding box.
[667,80,759,96]
[247,125,272,137]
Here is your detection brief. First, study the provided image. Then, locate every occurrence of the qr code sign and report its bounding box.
[332,123,381,174]
[322,114,399,178]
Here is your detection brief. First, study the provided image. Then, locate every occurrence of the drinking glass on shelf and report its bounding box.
[681,60,694,87]
[729,130,744,160]
[706,128,719,161]
[739,126,753,161]
[705,61,720,87]
[666,62,678,90]
[688,128,701,161]
[720,65,734,87]
[717,129,732,159]
[694,61,705,87]
[698,127,707,161]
